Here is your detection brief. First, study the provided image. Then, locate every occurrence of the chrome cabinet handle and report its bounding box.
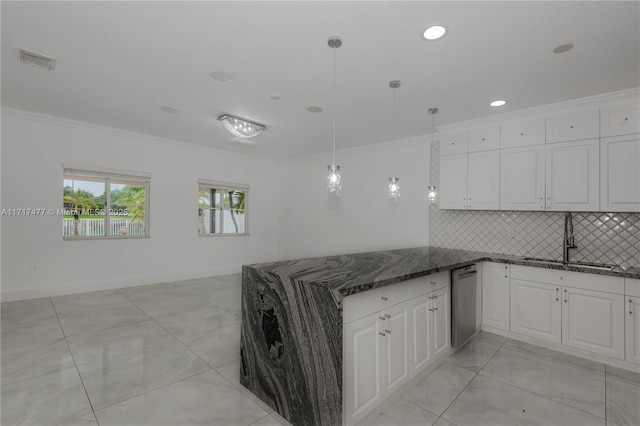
[385,314,391,318]
[385,329,391,334]
[569,125,574,129]
[379,332,386,336]
[556,288,559,301]
[381,296,388,301]
[379,316,386,320]
[429,308,435,312]
[630,299,634,315]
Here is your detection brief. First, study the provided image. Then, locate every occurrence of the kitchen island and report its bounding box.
[239,246,639,426]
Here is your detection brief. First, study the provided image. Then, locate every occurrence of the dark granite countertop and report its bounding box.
[246,247,640,301]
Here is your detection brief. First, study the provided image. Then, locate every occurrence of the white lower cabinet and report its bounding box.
[508,265,626,361]
[561,287,624,359]
[482,263,510,331]
[510,279,562,343]
[344,274,451,425]
[626,296,640,365]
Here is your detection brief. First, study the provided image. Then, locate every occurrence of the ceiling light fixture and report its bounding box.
[217,114,266,139]
[210,70,235,82]
[422,25,447,41]
[327,36,342,195]
[553,43,574,54]
[489,100,507,107]
[388,80,401,200]
[306,106,323,113]
[159,106,179,114]
[427,108,439,204]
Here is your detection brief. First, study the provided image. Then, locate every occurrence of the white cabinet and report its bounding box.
[482,263,510,331]
[626,296,640,365]
[500,145,546,210]
[546,109,599,144]
[501,118,546,148]
[410,296,431,375]
[382,300,411,396]
[439,154,468,209]
[468,125,501,152]
[561,287,624,360]
[600,135,640,212]
[601,102,640,137]
[440,131,469,155]
[344,312,383,424]
[510,278,562,343]
[545,139,600,211]
[468,150,500,210]
[431,285,451,359]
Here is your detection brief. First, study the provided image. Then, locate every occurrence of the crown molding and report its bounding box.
[437,87,640,133]
[1,107,280,165]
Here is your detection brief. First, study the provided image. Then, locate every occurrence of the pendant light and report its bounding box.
[327,36,342,195]
[388,80,401,200]
[427,107,439,204]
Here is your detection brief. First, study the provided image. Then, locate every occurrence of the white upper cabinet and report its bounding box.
[440,131,468,156]
[545,139,600,211]
[468,150,500,210]
[600,135,640,212]
[601,102,640,137]
[501,118,546,149]
[500,145,546,211]
[546,109,599,144]
[468,125,501,152]
[439,153,468,209]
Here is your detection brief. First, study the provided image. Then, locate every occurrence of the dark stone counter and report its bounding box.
[239,246,639,425]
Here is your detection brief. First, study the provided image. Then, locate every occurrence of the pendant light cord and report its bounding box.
[332,44,337,166]
[393,86,397,143]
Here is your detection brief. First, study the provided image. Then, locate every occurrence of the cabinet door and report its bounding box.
[381,301,411,396]
[601,103,640,137]
[410,295,431,376]
[440,154,468,209]
[468,125,500,152]
[440,131,469,155]
[546,109,599,144]
[500,146,546,211]
[626,296,640,365]
[562,287,624,360]
[431,285,451,359]
[501,118,546,148]
[510,279,561,343]
[601,135,640,212]
[468,150,500,210]
[344,312,382,424]
[545,139,599,211]
[482,263,510,331]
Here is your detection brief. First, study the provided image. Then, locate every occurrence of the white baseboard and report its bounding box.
[0,266,241,302]
[480,325,640,373]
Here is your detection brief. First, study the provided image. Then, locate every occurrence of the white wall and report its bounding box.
[1,109,282,301]
[277,137,430,259]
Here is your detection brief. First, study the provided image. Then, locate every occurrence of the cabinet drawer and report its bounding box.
[343,282,411,323]
[501,118,546,148]
[546,109,599,143]
[410,271,450,297]
[440,131,468,155]
[601,103,640,137]
[468,126,500,152]
[511,265,624,295]
[626,278,640,297]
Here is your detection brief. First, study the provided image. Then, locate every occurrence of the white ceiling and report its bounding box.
[2,1,639,160]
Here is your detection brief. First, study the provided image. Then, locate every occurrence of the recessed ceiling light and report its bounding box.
[553,43,574,54]
[422,25,447,41]
[209,70,234,82]
[159,106,179,114]
[306,106,323,113]
[489,100,507,107]
[270,93,282,100]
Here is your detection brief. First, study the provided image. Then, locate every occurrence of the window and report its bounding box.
[63,166,150,239]
[198,180,248,236]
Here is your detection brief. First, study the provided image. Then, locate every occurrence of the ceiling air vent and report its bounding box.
[16,47,56,71]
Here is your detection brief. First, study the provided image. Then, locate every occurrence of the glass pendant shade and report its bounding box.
[428,185,438,204]
[327,164,342,194]
[218,115,265,139]
[388,177,400,200]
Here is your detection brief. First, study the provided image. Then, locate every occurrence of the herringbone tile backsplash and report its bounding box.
[429,141,640,269]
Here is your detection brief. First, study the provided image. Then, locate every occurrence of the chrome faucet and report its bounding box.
[563,212,577,264]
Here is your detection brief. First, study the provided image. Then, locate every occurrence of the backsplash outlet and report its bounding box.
[429,140,640,269]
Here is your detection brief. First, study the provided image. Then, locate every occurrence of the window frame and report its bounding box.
[63,165,151,240]
[198,179,249,237]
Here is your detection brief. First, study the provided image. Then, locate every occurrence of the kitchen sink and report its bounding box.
[523,257,615,271]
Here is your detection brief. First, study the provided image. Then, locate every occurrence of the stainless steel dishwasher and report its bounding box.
[451,264,478,349]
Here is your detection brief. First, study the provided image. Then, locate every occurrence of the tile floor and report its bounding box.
[2,274,639,426]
